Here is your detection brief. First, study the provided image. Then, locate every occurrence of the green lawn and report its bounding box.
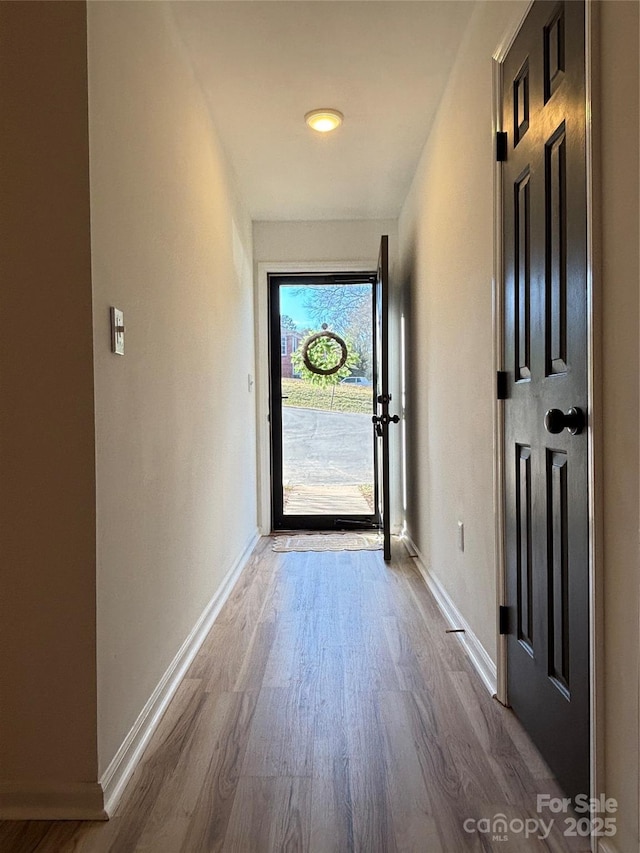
[281,378,373,414]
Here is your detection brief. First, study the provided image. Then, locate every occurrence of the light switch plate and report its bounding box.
[110,307,125,355]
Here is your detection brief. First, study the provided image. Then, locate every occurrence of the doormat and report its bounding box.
[272,533,382,553]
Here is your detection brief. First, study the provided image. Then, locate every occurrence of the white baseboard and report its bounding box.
[100,528,260,817]
[401,533,498,696]
[0,782,107,821]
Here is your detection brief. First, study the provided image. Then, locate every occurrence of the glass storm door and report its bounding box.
[269,272,379,531]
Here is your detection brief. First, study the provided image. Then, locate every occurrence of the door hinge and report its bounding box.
[499,605,510,635]
[497,370,508,400]
[496,131,508,162]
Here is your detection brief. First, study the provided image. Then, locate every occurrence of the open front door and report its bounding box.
[373,235,398,561]
[502,1,589,801]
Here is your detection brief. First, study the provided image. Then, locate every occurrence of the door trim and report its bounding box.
[492,0,603,828]
[256,260,378,534]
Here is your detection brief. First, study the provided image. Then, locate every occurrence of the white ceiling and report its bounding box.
[170,1,476,221]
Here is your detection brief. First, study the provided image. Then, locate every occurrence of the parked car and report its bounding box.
[340,376,372,386]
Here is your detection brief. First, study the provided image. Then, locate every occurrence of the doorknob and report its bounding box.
[372,414,400,426]
[544,407,585,436]
[372,413,399,438]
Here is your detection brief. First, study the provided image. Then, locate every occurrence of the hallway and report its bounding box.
[1,539,588,852]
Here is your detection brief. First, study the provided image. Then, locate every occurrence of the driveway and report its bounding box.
[281,406,374,485]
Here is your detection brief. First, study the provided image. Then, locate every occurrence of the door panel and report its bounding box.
[503,0,589,801]
[515,168,531,380]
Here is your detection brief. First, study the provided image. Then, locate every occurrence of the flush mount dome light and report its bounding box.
[305,109,344,133]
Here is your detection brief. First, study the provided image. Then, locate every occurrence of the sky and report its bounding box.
[279,286,314,331]
[279,282,372,333]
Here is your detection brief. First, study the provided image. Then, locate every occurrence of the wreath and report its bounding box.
[301,331,349,376]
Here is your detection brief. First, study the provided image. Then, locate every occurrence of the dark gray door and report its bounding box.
[502,1,589,800]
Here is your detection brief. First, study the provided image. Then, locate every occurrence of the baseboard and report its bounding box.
[0,781,107,821]
[401,533,498,696]
[100,528,260,817]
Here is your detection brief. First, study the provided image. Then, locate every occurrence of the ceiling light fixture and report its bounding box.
[305,109,344,133]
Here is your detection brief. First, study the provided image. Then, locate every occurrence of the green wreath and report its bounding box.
[301,331,348,376]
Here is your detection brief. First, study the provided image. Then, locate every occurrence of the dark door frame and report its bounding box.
[255,261,384,535]
[268,271,379,531]
[492,0,603,810]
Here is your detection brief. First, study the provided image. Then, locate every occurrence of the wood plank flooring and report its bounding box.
[0,538,590,852]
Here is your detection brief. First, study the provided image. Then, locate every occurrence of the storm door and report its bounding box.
[269,272,379,531]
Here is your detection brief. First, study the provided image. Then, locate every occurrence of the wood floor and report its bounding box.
[0,537,589,853]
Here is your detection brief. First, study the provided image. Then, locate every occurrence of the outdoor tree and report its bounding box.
[280,314,298,332]
[296,285,373,378]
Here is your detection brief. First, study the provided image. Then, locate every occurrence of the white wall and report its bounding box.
[397,0,529,661]
[253,219,397,268]
[398,0,640,847]
[598,3,639,850]
[88,1,257,776]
